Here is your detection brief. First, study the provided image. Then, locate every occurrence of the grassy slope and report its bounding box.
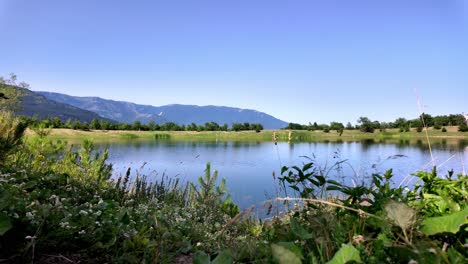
[26,127,468,144]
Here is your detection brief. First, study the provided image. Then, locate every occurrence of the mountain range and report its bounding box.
[35,91,288,129]
[0,85,109,123]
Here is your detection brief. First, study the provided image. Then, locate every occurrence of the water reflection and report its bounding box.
[94,139,468,209]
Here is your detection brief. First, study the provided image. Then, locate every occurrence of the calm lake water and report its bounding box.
[96,139,468,209]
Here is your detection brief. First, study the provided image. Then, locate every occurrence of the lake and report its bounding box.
[96,139,468,210]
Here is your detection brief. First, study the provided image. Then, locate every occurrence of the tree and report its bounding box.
[346,122,354,130]
[148,120,157,131]
[91,119,101,130]
[285,123,304,130]
[357,117,375,133]
[72,120,82,130]
[101,120,110,130]
[393,117,408,129]
[330,122,344,132]
[132,121,142,131]
[7,73,17,85]
[419,113,433,127]
[251,123,263,132]
[232,123,242,132]
[221,123,228,131]
[65,118,73,129]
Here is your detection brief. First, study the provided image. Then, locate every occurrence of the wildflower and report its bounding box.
[79,210,88,216]
[59,222,70,228]
[78,230,86,235]
[95,221,101,226]
[26,212,34,220]
[12,213,19,219]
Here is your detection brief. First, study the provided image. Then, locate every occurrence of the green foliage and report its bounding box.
[420,207,468,236]
[326,244,361,264]
[189,163,239,217]
[271,243,302,264]
[1,112,468,262]
[408,168,467,216]
[458,124,468,132]
[231,122,263,132]
[357,116,375,133]
[0,111,26,163]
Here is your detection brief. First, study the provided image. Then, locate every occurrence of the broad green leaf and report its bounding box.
[0,213,12,236]
[385,200,416,230]
[291,219,313,240]
[271,243,302,264]
[212,250,233,264]
[193,251,210,264]
[376,233,392,247]
[277,242,303,259]
[0,188,10,210]
[327,244,362,264]
[420,208,468,236]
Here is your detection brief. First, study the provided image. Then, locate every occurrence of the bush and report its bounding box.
[0,111,26,163]
[441,127,447,132]
[458,124,468,132]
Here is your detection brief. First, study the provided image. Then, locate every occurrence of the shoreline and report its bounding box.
[25,127,468,144]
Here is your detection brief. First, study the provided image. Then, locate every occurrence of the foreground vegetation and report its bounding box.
[1,111,467,263]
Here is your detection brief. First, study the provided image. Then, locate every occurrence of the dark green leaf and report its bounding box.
[0,213,12,236]
[212,250,233,264]
[291,219,313,240]
[194,251,210,264]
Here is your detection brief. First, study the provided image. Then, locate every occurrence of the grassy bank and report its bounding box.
[26,127,468,144]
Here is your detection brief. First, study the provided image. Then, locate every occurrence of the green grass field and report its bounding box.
[26,127,468,144]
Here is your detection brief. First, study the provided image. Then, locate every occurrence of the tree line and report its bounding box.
[284,113,468,133]
[21,116,264,132]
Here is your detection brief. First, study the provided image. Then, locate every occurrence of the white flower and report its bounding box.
[94,210,102,216]
[59,222,70,228]
[26,212,34,220]
[95,221,101,226]
[12,213,19,219]
[79,210,88,216]
[78,230,86,235]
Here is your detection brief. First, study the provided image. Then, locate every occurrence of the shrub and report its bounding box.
[458,124,468,132]
[441,127,447,132]
[0,111,26,163]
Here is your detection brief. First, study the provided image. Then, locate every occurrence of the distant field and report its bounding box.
[25,127,468,144]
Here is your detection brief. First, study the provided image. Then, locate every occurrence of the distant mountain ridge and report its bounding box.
[38,91,288,129]
[0,85,111,123]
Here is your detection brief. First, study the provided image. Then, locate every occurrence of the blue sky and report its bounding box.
[1,0,467,124]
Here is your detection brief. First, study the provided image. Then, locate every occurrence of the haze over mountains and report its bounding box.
[38,91,288,129]
[0,85,109,123]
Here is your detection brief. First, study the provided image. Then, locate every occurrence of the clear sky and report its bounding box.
[1,0,467,124]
